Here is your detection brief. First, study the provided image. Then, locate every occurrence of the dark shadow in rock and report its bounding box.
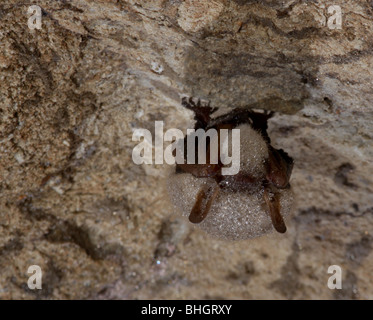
[45,220,126,261]
[334,163,357,189]
[269,241,304,299]
[226,261,255,286]
[333,270,359,300]
[345,235,373,266]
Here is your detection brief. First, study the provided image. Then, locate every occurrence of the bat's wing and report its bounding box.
[266,146,294,188]
[264,187,287,233]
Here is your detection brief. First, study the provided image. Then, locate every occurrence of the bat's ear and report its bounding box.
[266,146,294,189]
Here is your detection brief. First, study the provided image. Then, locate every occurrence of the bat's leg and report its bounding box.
[181,97,216,130]
[189,183,220,224]
[263,186,287,233]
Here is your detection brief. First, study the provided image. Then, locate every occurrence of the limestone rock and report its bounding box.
[0,0,372,299]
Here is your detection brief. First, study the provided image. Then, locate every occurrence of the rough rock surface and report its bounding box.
[0,0,372,299]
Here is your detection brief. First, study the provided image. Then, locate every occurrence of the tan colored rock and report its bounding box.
[0,0,372,300]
